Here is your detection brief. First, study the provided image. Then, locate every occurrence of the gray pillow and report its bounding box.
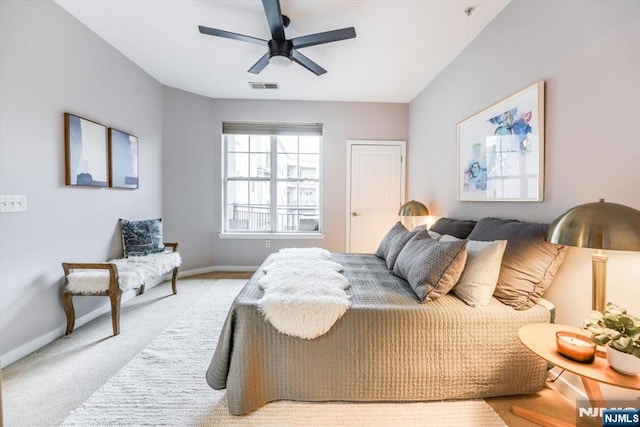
[430,217,477,239]
[393,230,468,302]
[120,218,165,257]
[467,217,568,310]
[375,221,417,269]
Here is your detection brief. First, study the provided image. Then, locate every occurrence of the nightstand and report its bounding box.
[514,323,640,427]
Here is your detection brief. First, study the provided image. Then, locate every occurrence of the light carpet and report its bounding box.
[61,279,507,426]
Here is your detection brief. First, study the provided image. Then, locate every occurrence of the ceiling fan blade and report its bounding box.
[292,50,326,76]
[198,25,266,46]
[291,27,356,49]
[248,52,271,74]
[262,0,285,40]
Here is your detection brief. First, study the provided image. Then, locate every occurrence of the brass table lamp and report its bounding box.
[546,199,640,312]
[398,200,429,230]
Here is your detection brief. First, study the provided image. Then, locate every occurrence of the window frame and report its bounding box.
[220,126,324,239]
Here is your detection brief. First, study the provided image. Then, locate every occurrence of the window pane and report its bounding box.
[299,182,319,206]
[275,182,319,232]
[249,180,270,206]
[276,206,299,232]
[245,180,271,232]
[249,153,270,177]
[228,135,249,152]
[228,180,271,232]
[227,152,249,177]
[299,154,319,179]
[299,136,320,153]
[250,135,270,153]
[278,153,298,179]
[226,180,248,231]
[276,181,296,232]
[277,135,298,154]
[277,181,297,206]
[227,180,248,205]
[299,209,319,231]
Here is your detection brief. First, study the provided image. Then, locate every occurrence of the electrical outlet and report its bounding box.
[0,195,27,213]
[265,240,271,248]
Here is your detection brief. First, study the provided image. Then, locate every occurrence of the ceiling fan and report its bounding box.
[198,0,356,76]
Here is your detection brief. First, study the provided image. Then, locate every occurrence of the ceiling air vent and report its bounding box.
[249,82,279,90]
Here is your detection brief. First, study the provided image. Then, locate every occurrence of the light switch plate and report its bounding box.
[0,195,27,213]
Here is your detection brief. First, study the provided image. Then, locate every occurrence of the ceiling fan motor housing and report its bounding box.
[268,39,293,59]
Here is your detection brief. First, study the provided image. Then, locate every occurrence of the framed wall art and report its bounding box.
[108,128,139,189]
[457,81,544,202]
[64,113,108,187]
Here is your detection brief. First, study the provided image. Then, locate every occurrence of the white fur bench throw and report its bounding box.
[258,248,350,339]
[65,252,182,294]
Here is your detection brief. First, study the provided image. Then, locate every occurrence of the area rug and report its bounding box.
[61,279,507,426]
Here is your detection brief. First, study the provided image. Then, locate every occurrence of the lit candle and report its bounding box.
[556,331,597,363]
[559,336,592,347]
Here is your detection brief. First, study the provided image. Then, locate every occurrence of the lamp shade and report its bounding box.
[546,199,640,251]
[398,200,429,217]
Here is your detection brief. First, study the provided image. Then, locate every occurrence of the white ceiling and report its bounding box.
[55,0,509,103]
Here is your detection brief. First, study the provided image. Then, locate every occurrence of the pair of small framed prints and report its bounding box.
[64,112,139,189]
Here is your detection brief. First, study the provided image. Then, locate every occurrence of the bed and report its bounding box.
[206,251,555,415]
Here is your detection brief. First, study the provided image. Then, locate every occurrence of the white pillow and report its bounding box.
[440,234,507,307]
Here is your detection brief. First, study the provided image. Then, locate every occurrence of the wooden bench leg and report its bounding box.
[171,267,179,295]
[62,292,75,335]
[109,291,122,336]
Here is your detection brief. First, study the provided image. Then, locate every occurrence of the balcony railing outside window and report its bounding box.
[227,203,320,232]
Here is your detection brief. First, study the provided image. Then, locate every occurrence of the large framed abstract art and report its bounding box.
[457,81,544,202]
[108,128,139,189]
[64,113,108,187]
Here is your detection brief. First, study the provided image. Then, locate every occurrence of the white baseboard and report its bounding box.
[1,268,257,368]
[178,266,217,277]
[547,367,587,403]
[0,277,163,369]
[211,265,258,272]
[179,265,258,276]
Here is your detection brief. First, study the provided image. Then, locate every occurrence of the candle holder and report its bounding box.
[556,331,597,363]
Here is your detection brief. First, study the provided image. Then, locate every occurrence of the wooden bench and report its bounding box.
[61,243,181,336]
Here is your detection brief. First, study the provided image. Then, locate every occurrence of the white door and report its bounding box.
[347,141,405,253]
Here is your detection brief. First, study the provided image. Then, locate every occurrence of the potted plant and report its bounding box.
[584,303,640,375]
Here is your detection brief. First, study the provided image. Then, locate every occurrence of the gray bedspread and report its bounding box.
[206,253,552,415]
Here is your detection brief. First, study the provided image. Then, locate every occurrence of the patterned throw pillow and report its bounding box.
[375,221,417,269]
[120,218,165,257]
[440,235,507,307]
[393,230,468,302]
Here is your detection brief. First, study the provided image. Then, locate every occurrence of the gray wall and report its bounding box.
[408,0,640,328]
[162,87,408,269]
[0,1,163,363]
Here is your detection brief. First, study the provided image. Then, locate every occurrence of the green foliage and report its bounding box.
[584,303,640,359]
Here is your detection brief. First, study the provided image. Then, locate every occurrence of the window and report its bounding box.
[222,122,322,234]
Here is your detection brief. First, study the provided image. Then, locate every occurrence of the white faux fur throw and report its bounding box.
[276,247,331,259]
[65,252,181,294]
[258,249,350,339]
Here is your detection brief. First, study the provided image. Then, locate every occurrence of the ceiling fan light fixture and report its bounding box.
[269,54,292,68]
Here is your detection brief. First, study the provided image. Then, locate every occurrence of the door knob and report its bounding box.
[352,212,360,217]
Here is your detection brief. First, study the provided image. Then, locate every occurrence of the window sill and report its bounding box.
[219,233,326,240]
